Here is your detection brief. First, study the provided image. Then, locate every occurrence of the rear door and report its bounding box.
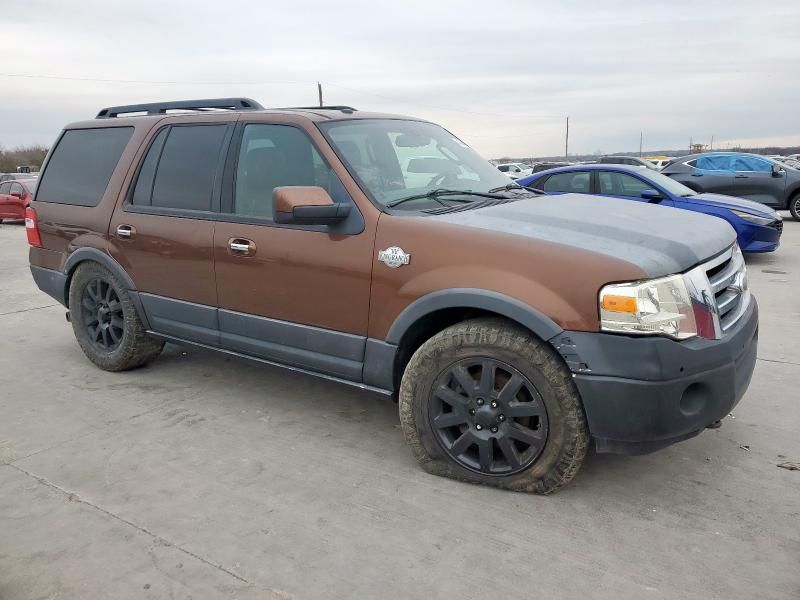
[730,154,785,207]
[109,117,234,344]
[212,118,374,381]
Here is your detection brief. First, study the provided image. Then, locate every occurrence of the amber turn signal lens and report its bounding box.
[601,294,637,313]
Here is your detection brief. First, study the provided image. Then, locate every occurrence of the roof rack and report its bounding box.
[286,105,357,113]
[96,98,264,119]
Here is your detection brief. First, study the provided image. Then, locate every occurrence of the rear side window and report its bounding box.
[543,171,591,193]
[132,125,227,211]
[0,182,11,194]
[35,127,133,206]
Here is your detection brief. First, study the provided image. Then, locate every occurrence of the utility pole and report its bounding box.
[317,82,323,108]
[639,132,643,157]
[690,137,693,154]
[710,135,714,151]
[565,116,569,160]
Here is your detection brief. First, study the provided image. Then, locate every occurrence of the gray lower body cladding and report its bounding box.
[552,298,759,455]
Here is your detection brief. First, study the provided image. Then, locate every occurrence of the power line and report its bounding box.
[0,72,562,122]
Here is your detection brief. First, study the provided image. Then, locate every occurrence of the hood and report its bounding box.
[431,194,736,278]
[683,193,780,218]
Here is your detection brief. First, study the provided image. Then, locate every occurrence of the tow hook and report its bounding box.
[65,311,71,323]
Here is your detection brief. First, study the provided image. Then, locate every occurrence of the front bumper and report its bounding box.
[739,222,781,253]
[551,297,758,455]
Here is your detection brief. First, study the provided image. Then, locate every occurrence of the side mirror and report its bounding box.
[273,186,351,226]
[772,164,784,177]
[640,189,664,202]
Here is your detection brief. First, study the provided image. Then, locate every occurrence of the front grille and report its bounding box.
[770,219,783,234]
[700,246,749,334]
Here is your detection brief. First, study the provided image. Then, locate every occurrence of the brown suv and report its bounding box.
[27,98,758,493]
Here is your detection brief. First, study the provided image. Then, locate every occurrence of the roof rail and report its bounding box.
[286,105,357,113]
[96,98,264,119]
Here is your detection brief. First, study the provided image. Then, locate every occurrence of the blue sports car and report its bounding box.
[517,164,782,253]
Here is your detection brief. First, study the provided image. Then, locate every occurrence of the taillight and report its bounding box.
[25,206,42,247]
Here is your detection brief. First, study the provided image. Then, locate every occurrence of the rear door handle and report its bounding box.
[228,237,256,256]
[116,224,136,239]
[735,174,749,178]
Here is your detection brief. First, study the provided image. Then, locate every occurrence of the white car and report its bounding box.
[495,162,532,179]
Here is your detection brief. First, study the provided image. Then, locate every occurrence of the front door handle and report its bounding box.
[735,174,749,178]
[116,224,136,239]
[228,237,256,256]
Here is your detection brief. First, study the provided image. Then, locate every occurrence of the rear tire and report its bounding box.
[68,262,164,371]
[398,318,589,494]
[790,193,800,221]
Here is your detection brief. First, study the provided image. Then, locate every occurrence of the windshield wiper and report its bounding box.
[385,188,507,208]
[488,182,523,193]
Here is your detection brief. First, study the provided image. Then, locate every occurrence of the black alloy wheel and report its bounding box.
[81,278,125,351]
[428,358,549,476]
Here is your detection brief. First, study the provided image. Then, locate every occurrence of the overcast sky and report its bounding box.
[3,0,799,158]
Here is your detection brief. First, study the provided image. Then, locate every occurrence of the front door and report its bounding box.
[109,118,234,344]
[213,121,374,381]
[730,154,786,207]
[690,155,734,194]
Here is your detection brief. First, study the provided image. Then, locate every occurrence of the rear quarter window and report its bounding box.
[35,127,133,206]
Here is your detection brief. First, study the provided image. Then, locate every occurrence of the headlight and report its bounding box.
[730,209,775,226]
[599,274,697,339]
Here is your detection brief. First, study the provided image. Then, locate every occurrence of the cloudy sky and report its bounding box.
[3,0,799,158]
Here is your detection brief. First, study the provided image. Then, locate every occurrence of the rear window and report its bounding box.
[35,127,133,206]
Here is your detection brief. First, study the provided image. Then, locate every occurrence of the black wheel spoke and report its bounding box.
[452,365,476,395]
[497,436,522,469]
[498,373,524,403]
[449,430,474,455]
[108,325,121,343]
[433,412,468,429]
[508,423,544,446]
[505,401,544,418]
[478,360,495,395]
[477,437,493,471]
[435,385,470,409]
[108,300,122,314]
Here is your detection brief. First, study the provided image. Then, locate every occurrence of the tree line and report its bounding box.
[0,145,49,173]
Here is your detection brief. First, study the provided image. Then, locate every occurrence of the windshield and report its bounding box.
[640,169,697,196]
[319,119,512,209]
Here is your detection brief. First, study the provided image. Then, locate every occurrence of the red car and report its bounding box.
[0,178,36,223]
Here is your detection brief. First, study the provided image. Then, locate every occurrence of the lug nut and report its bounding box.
[490,426,498,433]
[498,414,506,422]
[469,409,475,416]
[476,398,484,406]
[490,401,497,408]
[476,424,483,430]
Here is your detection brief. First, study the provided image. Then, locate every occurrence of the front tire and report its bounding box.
[68,262,164,371]
[399,318,589,494]
[790,193,800,221]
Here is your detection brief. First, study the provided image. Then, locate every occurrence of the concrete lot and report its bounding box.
[1,217,798,600]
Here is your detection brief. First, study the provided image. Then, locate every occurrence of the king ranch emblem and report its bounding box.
[378,247,411,268]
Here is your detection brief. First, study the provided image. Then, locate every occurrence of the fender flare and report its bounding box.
[62,248,150,328]
[384,288,563,345]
